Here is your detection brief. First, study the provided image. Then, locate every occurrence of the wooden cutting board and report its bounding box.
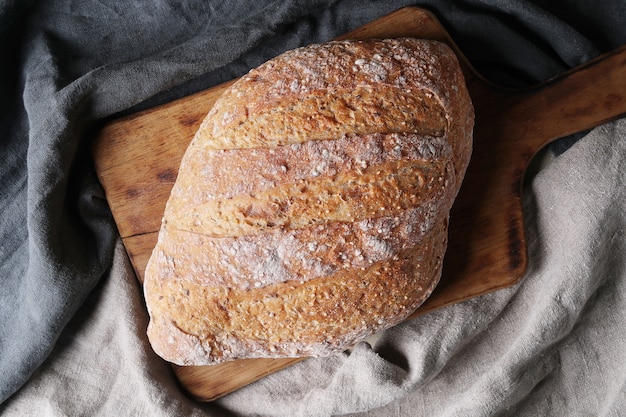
[92,7,626,402]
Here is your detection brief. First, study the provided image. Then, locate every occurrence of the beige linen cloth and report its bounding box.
[2,119,625,416]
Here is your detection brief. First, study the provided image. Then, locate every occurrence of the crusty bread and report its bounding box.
[143,38,474,366]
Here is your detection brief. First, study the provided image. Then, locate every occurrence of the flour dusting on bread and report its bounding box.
[144,38,473,366]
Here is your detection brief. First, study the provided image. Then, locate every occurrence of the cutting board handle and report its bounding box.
[472,44,626,162]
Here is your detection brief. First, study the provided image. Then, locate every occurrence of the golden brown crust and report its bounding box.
[167,157,451,237]
[144,38,474,366]
[145,220,448,364]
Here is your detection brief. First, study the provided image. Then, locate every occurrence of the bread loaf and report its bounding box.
[144,38,474,366]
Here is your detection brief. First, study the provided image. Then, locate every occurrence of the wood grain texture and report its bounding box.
[92,7,626,401]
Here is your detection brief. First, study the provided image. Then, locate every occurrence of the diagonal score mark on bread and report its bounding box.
[197,87,447,150]
[144,38,474,366]
[167,143,453,237]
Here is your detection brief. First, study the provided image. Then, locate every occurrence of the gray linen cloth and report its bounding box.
[1,0,625,415]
